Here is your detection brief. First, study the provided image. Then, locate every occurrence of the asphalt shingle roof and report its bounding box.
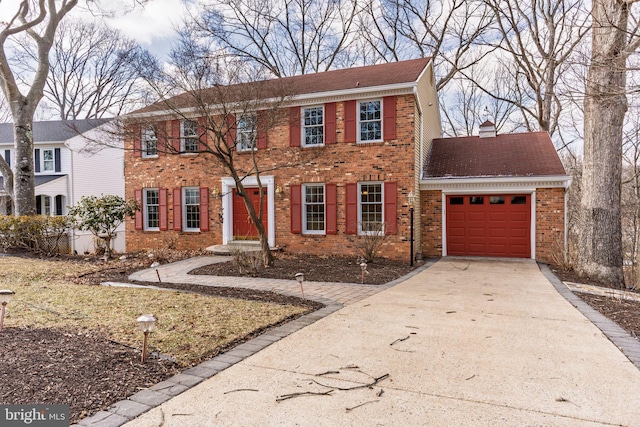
[423,131,567,178]
[133,58,432,115]
[0,119,109,144]
[0,175,66,189]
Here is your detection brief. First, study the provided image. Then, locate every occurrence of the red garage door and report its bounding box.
[446,194,531,258]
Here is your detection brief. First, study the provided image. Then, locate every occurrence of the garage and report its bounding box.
[446,194,531,258]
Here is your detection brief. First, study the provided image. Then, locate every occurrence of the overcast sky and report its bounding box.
[0,0,190,59]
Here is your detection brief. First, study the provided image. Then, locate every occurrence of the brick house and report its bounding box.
[124,58,571,263]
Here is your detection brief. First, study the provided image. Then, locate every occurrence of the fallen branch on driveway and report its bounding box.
[276,390,334,401]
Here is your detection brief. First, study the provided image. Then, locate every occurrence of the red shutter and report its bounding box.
[198,117,208,152]
[384,181,397,235]
[290,184,302,233]
[200,187,209,231]
[256,110,267,149]
[344,100,357,143]
[171,120,181,152]
[134,189,143,230]
[383,96,397,140]
[289,107,301,147]
[159,188,168,231]
[132,124,142,157]
[326,183,337,234]
[325,103,336,144]
[156,121,166,156]
[345,183,358,234]
[226,114,236,148]
[173,187,182,231]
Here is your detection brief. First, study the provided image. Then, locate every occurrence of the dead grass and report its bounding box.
[0,256,306,366]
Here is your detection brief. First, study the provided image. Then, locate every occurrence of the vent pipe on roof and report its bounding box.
[479,120,496,138]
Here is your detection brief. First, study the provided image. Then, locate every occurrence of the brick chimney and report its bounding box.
[479,120,496,138]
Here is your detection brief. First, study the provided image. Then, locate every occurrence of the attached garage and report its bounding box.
[446,194,531,258]
[420,123,572,263]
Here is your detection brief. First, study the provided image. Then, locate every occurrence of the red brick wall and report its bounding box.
[125,95,418,260]
[535,187,565,264]
[420,190,442,258]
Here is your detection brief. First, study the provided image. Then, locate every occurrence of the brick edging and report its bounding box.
[538,263,640,370]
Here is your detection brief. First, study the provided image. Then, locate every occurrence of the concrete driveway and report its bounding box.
[123,258,640,426]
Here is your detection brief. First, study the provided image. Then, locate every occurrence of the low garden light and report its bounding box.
[137,314,157,363]
[295,272,305,299]
[0,290,15,332]
[360,261,368,284]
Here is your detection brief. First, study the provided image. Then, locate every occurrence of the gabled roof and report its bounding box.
[423,131,567,179]
[0,119,110,144]
[132,58,432,115]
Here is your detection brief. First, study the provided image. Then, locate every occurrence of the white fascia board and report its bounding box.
[125,82,418,119]
[420,175,573,192]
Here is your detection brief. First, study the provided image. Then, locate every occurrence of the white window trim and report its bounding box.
[181,120,199,153]
[182,187,201,232]
[236,113,257,152]
[357,99,383,144]
[143,188,160,231]
[357,182,384,235]
[142,125,158,158]
[37,195,52,216]
[301,105,325,148]
[42,148,55,172]
[302,183,326,235]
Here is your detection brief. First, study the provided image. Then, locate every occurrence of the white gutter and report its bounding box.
[421,175,573,191]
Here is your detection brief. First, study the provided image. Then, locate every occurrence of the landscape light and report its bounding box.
[295,272,305,299]
[0,290,15,332]
[137,314,157,363]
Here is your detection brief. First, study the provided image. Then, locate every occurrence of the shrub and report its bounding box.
[0,215,71,255]
[349,222,389,263]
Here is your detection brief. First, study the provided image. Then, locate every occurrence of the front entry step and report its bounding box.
[206,241,279,256]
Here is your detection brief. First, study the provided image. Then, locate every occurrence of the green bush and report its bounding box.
[0,215,71,255]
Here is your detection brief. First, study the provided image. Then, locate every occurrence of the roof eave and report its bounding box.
[420,175,573,191]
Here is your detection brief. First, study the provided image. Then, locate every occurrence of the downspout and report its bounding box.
[65,141,76,254]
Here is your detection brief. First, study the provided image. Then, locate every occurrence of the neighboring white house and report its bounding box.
[0,119,126,254]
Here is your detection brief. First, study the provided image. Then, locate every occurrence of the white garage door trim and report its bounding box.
[441,188,536,260]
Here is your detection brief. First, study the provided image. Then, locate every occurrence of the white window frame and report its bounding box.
[42,148,55,172]
[302,183,326,235]
[357,182,384,235]
[36,195,52,216]
[181,120,199,153]
[237,113,257,152]
[357,99,383,143]
[301,106,324,147]
[142,125,158,158]
[182,187,201,232]
[143,188,160,231]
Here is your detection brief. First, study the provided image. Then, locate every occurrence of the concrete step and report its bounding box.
[206,241,273,256]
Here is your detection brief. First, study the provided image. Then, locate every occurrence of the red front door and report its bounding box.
[233,188,267,240]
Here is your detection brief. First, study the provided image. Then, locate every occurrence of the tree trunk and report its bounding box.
[235,182,273,267]
[12,115,36,216]
[577,0,627,286]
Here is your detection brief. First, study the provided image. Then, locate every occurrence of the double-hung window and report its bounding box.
[183,187,200,231]
[303,184,325,234]
[358,100,382,142]
[42,149,55,172]
[359,182,383,233]
[302,106,324,146]
[181,120,199,153]
[144,188,160,230]
[142,125,158,158]
[237,114,257,151]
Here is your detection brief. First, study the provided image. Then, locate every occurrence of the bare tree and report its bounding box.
[0,0,83,215]
[578,0,640,286]
[133,34,323,266]
[478,0,590,137]
[189,0,360,77]
[360,0,494,91]
[11,19,156,119]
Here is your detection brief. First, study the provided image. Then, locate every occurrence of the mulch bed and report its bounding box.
[0,327,179,423]
[190,253,419,285]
